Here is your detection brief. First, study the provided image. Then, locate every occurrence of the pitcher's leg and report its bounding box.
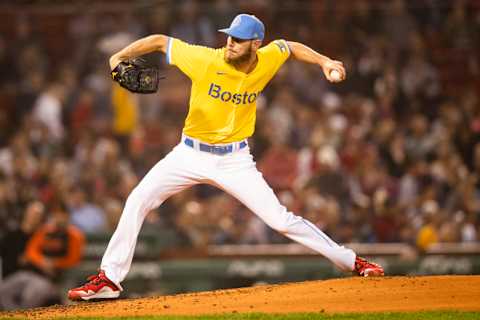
[215,166,355,272]
[101,146,201,285]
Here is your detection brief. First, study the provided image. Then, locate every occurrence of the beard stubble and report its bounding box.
[225,44,253,66]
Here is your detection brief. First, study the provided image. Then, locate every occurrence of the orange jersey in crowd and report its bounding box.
[25,223,85,272]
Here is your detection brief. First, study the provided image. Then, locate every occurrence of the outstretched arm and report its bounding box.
[109,34,169,70]
[286,41,346,83]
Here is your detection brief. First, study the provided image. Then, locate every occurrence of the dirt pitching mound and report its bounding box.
[5,275,480,318]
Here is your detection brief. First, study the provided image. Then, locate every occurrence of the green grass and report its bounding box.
[27,311,480,320]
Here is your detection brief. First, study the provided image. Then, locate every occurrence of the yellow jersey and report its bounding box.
[167,37,290,143]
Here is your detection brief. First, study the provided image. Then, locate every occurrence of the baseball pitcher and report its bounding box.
[68,14,384,301]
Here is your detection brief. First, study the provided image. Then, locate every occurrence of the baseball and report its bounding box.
[330,69,342,81]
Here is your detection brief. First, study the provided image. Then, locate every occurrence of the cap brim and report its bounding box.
[218,28,254,40]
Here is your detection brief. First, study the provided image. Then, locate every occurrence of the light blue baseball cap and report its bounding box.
[219,14,265,40]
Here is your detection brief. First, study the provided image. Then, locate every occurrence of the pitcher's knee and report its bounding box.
[269,222,288,234]
[125,188,141,206]
[125,187,155,212]
[265,211,299,234]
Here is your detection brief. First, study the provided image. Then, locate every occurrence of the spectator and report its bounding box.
[68,187,107,234]
[170,0,215,46]
[0,201,84,310]
[0,201,45,279]
[32,83,67,142]
[416,201,441,251]
[258,138,298,191]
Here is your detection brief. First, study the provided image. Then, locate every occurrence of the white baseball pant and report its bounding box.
[101,135,356,287]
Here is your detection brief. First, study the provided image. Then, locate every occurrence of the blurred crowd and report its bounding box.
[1,0,480,285]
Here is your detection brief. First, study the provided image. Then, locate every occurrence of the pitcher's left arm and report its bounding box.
[286,41,346,83]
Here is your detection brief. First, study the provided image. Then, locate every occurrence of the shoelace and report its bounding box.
[86,273,104,285]
[356,259,381,270]
[355,258,366,271]
[355,258,379,272]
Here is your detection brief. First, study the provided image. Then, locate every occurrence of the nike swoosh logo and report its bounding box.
[216,71,227,75]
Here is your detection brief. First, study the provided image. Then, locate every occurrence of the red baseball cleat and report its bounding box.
[354,256,385,277]
[68,270,120,301]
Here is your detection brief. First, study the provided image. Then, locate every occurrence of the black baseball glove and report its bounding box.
[111,58,163,94]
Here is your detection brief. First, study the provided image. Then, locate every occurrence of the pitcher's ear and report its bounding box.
[252,39,262,50]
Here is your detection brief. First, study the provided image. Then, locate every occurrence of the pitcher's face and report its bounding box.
[224,36,260,64]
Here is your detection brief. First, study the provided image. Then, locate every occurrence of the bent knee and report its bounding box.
[125,186,158,211]
[265,212,299,234]
[125,187,143,205]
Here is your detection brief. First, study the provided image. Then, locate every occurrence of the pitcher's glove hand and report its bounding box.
[111,58,163,94]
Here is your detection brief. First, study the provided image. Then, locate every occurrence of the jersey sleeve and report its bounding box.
[25,227,48,269]
[259,39,291,71]
[166,37,215,80]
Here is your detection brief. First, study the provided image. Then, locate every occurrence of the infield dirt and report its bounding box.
[4,275,480,318]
